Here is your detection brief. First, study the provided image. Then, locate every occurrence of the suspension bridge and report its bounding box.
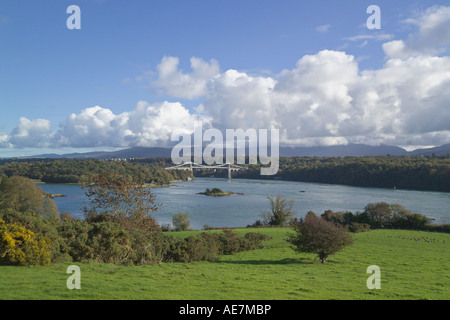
[165,162,246,179]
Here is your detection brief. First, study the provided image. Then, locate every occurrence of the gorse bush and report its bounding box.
[0,218,51,266]
[347,222,371,233]
[160,229,271,263]
[161,234,220,263]
[58,218,165,265]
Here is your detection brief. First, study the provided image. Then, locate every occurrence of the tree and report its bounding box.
[82,173,159,234]
[361,202,430,230]
[0,176,59,222]
[287,215,353,263]
[81,173,162,265]
[261,195,296,226]
[172,212,191,231]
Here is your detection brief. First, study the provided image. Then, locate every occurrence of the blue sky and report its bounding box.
[1,0,450,157]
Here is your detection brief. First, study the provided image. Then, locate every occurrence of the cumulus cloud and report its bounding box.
[2,5,450,150]
[152,56,220,99]
[2,102,211,149]
[147,6,450,148]
[384,5,450,58]
[148,47,450,148]
[7,118,52,148]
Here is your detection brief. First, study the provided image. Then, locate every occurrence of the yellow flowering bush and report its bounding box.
[0,218,51,266]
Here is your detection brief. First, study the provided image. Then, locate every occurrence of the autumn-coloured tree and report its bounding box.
[288,214,353,264]
[82,173,160,235]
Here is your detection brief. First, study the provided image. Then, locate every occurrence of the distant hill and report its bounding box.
[24,147,172,159]
[20,143,450,159]
[279,144,408,157]
[18,144,450,159]
[408,144,450,156]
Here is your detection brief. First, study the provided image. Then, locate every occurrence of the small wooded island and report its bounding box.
[198,188,242,197]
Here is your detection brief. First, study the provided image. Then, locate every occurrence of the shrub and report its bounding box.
[424,223,450,233]
[57,219,92,262]
[240,232,271,251]
[217,229,241,255]
[160,230,271,263]
[58,219,132,264]
[0,218,51,266]
[347,222,371,233]
[88,222,132,264]
[160,235,219,263]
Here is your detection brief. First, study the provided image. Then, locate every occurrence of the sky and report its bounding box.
[1,0,450,157]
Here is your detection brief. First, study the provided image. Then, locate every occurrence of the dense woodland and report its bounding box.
[0,158,191,185]
[235,155,450,192]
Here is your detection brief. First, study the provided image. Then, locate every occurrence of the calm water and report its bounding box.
[39,178,450,230]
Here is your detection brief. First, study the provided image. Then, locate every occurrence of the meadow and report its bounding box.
[0,228,449,300]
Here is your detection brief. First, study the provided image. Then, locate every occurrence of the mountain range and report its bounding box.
[17,143,450,159]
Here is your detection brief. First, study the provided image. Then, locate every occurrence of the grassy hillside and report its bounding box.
[0,228,448,300]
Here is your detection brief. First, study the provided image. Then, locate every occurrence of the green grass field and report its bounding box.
[0,228,449,300]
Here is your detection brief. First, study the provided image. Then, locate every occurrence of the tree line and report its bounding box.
[2,155,449,192]
[236,155,450,192]
[0,158,191,185]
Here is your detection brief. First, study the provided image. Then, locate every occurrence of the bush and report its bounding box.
[424,223,450,233]
[161,234,220,263]
[88,222,132,264]
[58,219,132,264]
[0,218,51,266]
[347,222,371,233]
[240,232,271,251]
[160,229,271,263]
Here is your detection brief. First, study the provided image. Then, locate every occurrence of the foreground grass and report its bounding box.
[0,228,449,300]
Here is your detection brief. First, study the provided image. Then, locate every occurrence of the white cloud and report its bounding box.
[316,24,331,33]
[149,47,450,147]
[152,56,220,99]
[405,5,450,50]
[2,102,211,149]
[7,117,52,148]
[343,33,394,42]
[2,5,450,151]
[384,5,450,59]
